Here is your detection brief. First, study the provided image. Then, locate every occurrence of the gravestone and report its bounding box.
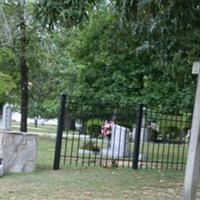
[102,124,129,158]
[1,104,12,130]
[0,104,12,176]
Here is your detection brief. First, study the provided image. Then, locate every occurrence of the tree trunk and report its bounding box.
[34,117,38,128]
[138,74,144,96]
[20,54,28,132]
[19,0,28,132]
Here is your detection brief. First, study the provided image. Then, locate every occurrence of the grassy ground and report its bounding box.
[12,122,57,134]
[0,138,200,200]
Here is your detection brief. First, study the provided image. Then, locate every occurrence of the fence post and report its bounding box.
[132,104,144,169]
[53,93,66,170]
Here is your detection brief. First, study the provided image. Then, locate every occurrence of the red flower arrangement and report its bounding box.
[101,120,114,137]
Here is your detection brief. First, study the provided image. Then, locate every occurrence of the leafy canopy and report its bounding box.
[0,72,16,105]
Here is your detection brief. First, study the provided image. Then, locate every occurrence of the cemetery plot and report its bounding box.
[61,125,134,168]
[139,109,191,171]
[55,97,192,171]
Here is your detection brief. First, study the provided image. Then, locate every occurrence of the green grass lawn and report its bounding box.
[56,133,188,171]
[12,122,57,134]
[0,138,199,200]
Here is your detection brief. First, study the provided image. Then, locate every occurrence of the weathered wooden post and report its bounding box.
[182,61,200,200]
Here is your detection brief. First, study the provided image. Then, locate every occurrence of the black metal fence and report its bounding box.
[53,94,192,171]
[140,108,191,171]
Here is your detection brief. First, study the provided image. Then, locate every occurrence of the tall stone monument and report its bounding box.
[1,104,12,130]
[0,103,12,176]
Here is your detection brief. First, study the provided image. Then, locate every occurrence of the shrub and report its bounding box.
[87,120,102,138]
[149,129,159,142]
[117,121,133,129]
[163,126,180,142]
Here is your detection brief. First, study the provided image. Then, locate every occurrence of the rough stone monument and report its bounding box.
[2,131,38,173]
[0,104,38,174]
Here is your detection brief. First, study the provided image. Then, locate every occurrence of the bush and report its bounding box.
[117,121,133,129]
[163,126,180,142]
[87,120,102,138]
[82,141,100,152]
[149,129,159,142]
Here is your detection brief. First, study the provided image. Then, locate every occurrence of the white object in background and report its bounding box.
[2,104,12,130]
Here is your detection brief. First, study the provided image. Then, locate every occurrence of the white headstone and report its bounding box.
[1,104,12,130]
[102,124,129,158]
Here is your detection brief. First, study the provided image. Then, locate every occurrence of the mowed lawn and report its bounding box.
[12,122,57,134]
[0,138,200,200]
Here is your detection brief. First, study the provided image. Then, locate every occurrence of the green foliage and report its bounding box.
[35,0,96,29]
[87,120,102,138]
[115,1,199,111]
[28,29,82,119]
[117,121,133,130]
[0,72,16,104]
[68,10,145,106]
[150,126,181,143]
[163,126,180,142]
[0,0,199,123]
[67,4,197,111]
[149,129,159,142]
[33,0,200,114]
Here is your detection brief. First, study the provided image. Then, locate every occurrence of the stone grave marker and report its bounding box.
[102,124,129,158]
[0,103,12,176]
[1,104,12,130]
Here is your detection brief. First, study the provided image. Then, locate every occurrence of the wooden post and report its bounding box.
[182,61,200,200]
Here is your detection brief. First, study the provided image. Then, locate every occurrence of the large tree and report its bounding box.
[18,0,29,132]
[0,1,45,131]
[67,10,147,105]
[34,0,200,112]
[35,0,97,29]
